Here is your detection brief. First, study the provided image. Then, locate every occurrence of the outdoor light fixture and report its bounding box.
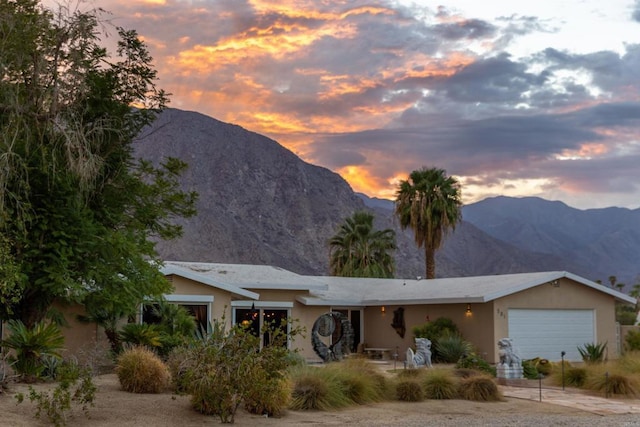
[465,304,472,316]
[381,306,386,314]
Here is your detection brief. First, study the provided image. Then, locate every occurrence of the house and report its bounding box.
[157,262,635,363]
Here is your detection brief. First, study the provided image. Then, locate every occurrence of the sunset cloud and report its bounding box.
[89,0,640,209]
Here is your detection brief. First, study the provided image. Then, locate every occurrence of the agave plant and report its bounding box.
[1,320,65,381]
[577,342,607,364]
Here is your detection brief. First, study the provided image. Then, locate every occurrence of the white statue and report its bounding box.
[497,338,521,368]
[406,338,432,368]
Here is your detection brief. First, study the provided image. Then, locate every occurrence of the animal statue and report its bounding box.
[406,337,432,369]
[497,338,521,368]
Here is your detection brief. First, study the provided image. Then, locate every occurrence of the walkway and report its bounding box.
[501,385,640,415]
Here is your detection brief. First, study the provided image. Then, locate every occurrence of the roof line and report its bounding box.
[161,265,259,300]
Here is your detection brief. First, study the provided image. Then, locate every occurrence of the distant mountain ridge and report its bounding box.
[134,108,639,286]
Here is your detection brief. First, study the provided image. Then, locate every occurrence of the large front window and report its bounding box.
[232,302,292,348]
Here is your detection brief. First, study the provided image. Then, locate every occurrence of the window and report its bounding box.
[232,302,292,349]
[141,295,213,332]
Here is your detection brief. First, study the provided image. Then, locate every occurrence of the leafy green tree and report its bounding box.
[0,0,196,327]
[394,167,462,279]
[329,211,396,278]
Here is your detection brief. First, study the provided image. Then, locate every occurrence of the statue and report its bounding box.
[406,337,432,368]
[497,338,521,368]
[311,312,354,362]
[496,337,523,379]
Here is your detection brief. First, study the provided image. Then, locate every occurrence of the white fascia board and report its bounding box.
[161,265,259,300]
[296,295,364,307]
[240,282,328,291]
[362,297,486,305]
[231,301,294,309]
[564,271,638,304]
[165,294,214,303]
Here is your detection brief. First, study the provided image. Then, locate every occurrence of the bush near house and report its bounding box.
[412,317,462,363]
[116,346,170,393]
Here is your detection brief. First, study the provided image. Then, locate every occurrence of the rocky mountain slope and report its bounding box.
[134,108,635,283]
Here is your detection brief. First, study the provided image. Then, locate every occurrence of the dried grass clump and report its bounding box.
[395,379,424,402]
[116,346,169,393]
[423,368,458,399]
[584,366,640,397]
[289,371,332,410]
[244,377,291,417]
[551,366,587,388]
[458,375,502,402]
[616,351,640,374]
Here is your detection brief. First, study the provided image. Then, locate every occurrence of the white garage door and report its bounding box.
[507,309,595,361]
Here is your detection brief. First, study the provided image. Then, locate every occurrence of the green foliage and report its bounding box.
[564,367,588,388]
[616,351,640,374]
[395,379,424,401]
[434,334,473,363]
[182,318,302,423]
[455,353,496,377]
[244,377,291,417]
[616,305,637,325]
[394,167,462,278]
[625,330,640,352]
[0,0,197,327]
[521,359,539,380]
[119,323,163,349]
[458,375,502,402]
[329,211,396,278]
[116,346,169,393]
[422,369,458,399]
[577,342,607,364]
[288,359,390,410]
[413,317,462,362]
[1,320,64,381]
[16,361,96,427]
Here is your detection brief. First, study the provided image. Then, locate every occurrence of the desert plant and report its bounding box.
[395,378,424,401]
[615,351,640,374]
[521,359,539,380]
[624,330,640,352]
[535,358,552,376]
[453,368,483,379]
[422,368,457,399]
[165,345,195,394]
[244,376,291,417]
[585,370,639,397]
[119,323,163,350]
[577,342,607,364]
[184,317,303,423]
[16,361,96,427]
[1,320,65,381]
[458,375,502,402]
[434,334,473,363]
[413,317,461,362]
[455,352,496,376]
[116,346,170,393]
[289,370,333,410]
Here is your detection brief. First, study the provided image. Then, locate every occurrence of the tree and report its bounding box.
[394,167,462,279]
[0,0,197,327]
[329,211,396,278]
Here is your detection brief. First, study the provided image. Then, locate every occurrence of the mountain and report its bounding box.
[462,196,640,286]
[134,108,638,283]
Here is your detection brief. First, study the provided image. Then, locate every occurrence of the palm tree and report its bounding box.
[329,211,396,278]
[395,167,462,279]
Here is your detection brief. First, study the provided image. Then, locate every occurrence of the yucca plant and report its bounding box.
[434,334,473,363]
[1,320,65,381]
[577,342,607,364]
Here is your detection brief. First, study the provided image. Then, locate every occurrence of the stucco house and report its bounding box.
[154,261,635,363]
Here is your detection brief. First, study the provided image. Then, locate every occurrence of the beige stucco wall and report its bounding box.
[361,303,495,363]
[493,277,619,361]
[52,301,112,363]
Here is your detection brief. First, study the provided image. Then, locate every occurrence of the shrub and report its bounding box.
[521,360,539,380]
[2,320,64,382]
[564,367,588,388]
[536,359,552,376]
[577,342,607,364]
[165,345,194,394]
[119,324,163,350]
[16,361,96,427]
[455,353,496,377]
[615,351,640,374]
[244,376,291,417]
[395,379,424,401]
[413,317,461,362]
[434,335,473,363]
[116,346,169,393]
[453,368,483,379]
[289,370,332,410]
[625,330,640,352]
[584,369,639,397]
[458,375,502,402]
[422,369,457,399]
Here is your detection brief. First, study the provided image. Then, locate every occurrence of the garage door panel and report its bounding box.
[508,309,594,361]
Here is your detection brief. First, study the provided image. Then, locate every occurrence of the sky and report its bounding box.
[82,0,640,209]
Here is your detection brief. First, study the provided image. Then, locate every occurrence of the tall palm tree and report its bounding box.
[395,167,462,279]
[329,211,396,278]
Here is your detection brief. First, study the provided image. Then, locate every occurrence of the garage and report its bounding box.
[508,309,595,361]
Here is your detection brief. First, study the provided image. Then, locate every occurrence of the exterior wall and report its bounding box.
[362,302,495,363]
[493,277,619,361]
[52,301,112,363]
